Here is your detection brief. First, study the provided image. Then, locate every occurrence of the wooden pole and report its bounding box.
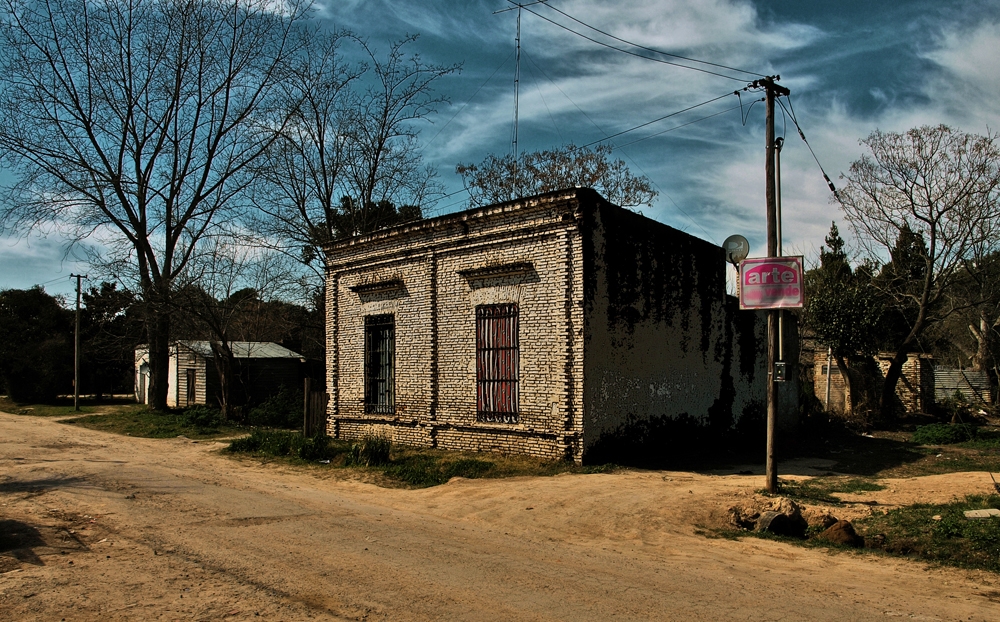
[304,377,312,436]
[71,274,87,411]
[764,81,779,494]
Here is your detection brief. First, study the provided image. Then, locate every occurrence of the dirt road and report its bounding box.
[2,411,999,621]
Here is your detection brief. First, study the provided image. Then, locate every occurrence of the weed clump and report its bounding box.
[858,494,1000,572]
[246,386,302,429]
[912,423,976,445]
[183,405,223,429]
[383,456,494,487]
[227,429,340,461]
[347,432,392,467]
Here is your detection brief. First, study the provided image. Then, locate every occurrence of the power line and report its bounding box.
[581,91,735,148]
[425,50,516,149]
[512,2,749,82]
[522,50,565,142]
[512,41,719,241]
[538,2,765,79]
[615,103,746,148]
[777,96,837,194]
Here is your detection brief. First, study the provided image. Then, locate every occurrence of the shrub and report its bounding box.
[184,405,222,428]
[227,429,340,461]
[347,432,392,466]
[246,385,302,428]
[298,433,335,461]
[912,422,976,445]
[383,456,495,487]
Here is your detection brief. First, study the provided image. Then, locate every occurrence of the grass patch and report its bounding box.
[958,428,1000,451]
[67,408,243,439]
[857,494,1000,573]
[912,423,977,445]
[227,429,347,461]
[0,395,140,418]
[779,477,887,505]
[224,429,618,487]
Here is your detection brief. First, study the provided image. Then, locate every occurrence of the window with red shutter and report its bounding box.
[476,304,519,423]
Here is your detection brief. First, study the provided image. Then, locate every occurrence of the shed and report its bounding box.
[135,341,304,408]
[934,368,992,404]
[324,188,771,464]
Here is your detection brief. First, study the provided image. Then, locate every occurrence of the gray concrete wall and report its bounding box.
[581,202,767,462]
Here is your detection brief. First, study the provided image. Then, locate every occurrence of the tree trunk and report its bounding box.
[209,341,237,421]
[146,310,171,411]
[970,313,993,371]
[833,354,853,414]
[879,349,909,420]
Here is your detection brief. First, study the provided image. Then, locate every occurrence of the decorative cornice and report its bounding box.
[457,262,534,280]
[348,279,404,294]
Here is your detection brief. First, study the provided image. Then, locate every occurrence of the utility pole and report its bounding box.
[495,1,549,197]
[755,75,789,494]
[70,273,88,411]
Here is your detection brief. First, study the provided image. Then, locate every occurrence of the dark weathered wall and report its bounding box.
[581,202,767,463]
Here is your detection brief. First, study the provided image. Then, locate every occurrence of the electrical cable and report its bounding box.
[522,50,565,142]
[513,3,748,82]
[777,96,837,194]
[517,40,721,242]
[537,1,765,79]
[737,91,765,126]
[615,103,745,148]
[425,50,515,149]
[580,91,735,148]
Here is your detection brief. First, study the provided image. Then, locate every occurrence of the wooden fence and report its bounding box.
[303,378,329,436]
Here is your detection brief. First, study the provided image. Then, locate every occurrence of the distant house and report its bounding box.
[812,351,968,414]
[135,341,304,408]
[323,188,770,464]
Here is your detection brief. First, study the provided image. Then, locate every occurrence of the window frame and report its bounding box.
[475,303,520,423]
[364,314,395,414]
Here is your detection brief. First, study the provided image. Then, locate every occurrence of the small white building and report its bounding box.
[135,340,304,408]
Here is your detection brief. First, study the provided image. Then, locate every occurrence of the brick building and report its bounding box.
[324,189,767,463]
[812,350,935,414]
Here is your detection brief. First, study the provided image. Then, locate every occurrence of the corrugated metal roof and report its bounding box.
[934,368,992,403]
[176,340,302,359]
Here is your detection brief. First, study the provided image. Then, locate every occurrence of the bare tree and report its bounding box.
[174,237,301,418]
[838,125,1000,418]
[456,143,658,209]
[341,35,458,233]
[0,0,309,409]
[252,33,457,283]
[250,29,361,278]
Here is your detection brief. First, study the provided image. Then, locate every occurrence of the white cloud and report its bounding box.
[921,20,1000,131]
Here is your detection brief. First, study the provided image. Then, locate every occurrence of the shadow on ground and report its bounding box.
[0,475,89,494]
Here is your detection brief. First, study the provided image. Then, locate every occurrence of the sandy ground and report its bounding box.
[2,412,1000,621]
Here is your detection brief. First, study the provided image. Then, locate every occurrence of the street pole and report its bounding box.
[70,273,87,411]
[758,76,788,494]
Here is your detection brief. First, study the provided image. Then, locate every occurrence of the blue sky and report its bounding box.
[3,0,999,299]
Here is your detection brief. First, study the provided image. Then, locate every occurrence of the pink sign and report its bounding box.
[739,256,804,309]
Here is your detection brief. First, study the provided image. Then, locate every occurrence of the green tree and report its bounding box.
[0,287,73,402]
[81,282,143,399]
[837,125,1000,418]
[456,143,658,208]
[804,222,883,413]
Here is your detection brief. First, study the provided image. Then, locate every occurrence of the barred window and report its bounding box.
[364,314,395,414]
[476,304,519,423]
